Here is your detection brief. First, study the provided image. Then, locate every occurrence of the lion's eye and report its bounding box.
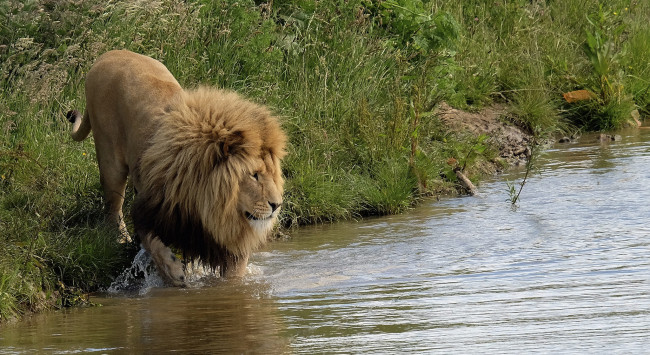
[252,172,259,181]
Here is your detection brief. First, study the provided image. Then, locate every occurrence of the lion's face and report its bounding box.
[237,154,284,231]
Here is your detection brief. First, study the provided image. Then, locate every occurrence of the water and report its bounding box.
[2,129,649,353]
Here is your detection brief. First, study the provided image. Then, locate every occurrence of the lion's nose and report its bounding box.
[269,202,281,212]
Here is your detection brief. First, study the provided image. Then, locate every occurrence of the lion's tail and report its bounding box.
[66,110,91,141]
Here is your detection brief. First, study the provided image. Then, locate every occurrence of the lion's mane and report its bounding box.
[132,87,286,272]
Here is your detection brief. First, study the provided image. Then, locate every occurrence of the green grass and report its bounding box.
[1,0,649,321]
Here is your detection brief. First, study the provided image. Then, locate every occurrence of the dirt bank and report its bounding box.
[437,102,532,167]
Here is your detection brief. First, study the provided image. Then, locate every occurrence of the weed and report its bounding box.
[583,5,626,103]
[507,140,538,208]
[622,27,650,115]
[509,88,566,136]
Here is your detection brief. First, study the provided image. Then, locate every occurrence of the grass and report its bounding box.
[1,0,649,321]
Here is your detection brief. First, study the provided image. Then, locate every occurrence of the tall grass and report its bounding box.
[1,0,649,321]
[439,0,649,132]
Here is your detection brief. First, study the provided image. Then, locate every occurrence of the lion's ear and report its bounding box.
[220,130,245,158]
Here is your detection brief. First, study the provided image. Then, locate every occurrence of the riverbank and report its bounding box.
[1,0,649,322]
[4,126,649,352]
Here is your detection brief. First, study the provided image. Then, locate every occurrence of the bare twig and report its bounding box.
[454,167,477,196]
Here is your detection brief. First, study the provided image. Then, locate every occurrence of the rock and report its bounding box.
[562,89,595,103]
[598,133,622,142]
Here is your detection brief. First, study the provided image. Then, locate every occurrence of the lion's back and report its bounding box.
[85,50,182,113]
[84,50,185,182]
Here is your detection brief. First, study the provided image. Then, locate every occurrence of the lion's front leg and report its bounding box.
[221,253,249,278]
[140,232,186,287]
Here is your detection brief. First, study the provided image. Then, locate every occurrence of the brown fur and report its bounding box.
[68,50,286,286]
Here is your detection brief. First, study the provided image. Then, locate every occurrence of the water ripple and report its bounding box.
[255,130,650,353]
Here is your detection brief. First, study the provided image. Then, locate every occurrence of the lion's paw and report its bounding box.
[157,252,186,287]
[144,236,186,287]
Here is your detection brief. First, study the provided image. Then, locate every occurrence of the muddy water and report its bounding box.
[2,129,650,353]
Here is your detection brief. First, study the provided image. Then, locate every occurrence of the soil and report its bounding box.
[437,102,532,167]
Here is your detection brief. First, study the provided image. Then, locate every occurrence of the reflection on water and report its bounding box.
[2,129,650,353]
[0,282,288,354]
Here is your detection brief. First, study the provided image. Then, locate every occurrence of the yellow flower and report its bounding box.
[82,152,87,156]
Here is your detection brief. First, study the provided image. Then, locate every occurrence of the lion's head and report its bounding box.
[132,87,286,272]
[237,155,284,229]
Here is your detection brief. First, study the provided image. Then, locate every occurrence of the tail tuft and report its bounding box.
[68,109,91,141]
[66,110,79,123]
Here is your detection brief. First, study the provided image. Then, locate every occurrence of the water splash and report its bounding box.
[107,248,164,295]
[183,261,218,286]
[107,248,224,294]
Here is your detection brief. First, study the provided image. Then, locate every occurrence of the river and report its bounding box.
[1,129,649,353]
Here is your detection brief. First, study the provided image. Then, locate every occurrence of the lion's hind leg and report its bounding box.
[94,142,133,243]
[140,233,186,287]
[102,175,131,243]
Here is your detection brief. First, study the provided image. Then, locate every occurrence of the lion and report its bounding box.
[67,50,287,286]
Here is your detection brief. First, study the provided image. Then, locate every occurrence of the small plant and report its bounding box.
[621,26,650,116]
[371,0,459,56]
[583,5,626,104]
[363,0,460,190]
[577,4,636,130]
[507,139,538,208]
[510,89,566,136]
[439,134,490,195]
[459,134,488,172]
